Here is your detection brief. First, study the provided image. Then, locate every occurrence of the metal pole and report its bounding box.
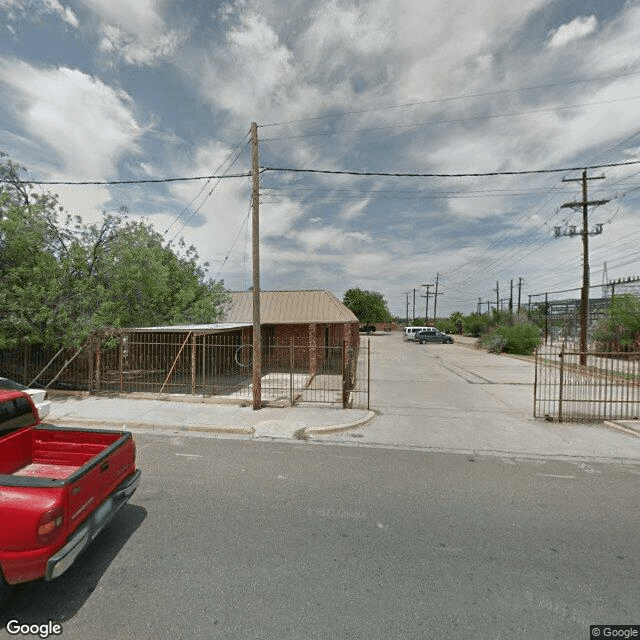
[290,338,294,406]
[367,338,370,411]
[342,339,348,409]
[545,293,549,344]
[558,347,564,423]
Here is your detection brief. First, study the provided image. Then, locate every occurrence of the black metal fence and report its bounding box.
[534,344,640,422]
[527,280,640,344]
[0,333,370,410]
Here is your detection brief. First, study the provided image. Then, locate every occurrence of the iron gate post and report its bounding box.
[558,347,564,423]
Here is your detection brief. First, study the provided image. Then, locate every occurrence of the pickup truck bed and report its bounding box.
[0,425,127,481]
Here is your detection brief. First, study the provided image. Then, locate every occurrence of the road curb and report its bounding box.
[50,417,255,436]
[301,410,376,439]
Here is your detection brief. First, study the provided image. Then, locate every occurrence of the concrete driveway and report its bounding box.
[320,333,640,461]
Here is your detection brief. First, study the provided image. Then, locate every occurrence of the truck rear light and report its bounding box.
[37,507,64,544]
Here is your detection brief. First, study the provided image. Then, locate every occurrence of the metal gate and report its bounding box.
[2,334,370,410]
[534,344,640,422]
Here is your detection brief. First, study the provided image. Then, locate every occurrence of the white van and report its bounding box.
[403,326,437,341]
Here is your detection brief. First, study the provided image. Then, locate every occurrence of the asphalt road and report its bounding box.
[1,435,638,640]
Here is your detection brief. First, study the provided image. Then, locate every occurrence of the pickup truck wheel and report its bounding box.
[0,574,13,611]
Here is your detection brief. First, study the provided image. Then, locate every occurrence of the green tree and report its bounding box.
[1,155,228,347]
[343,288,392,324]
[593,294,640,349]
[0,194,66,347]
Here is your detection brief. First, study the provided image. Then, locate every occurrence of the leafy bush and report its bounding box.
[463,313,492,337]
[450,311,464,334]
[480,330,507,353]
[436,318,456,334]
[592,294,640,350]
[482,323,540,355]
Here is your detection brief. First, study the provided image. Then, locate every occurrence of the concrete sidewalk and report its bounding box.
[47,394,374,440]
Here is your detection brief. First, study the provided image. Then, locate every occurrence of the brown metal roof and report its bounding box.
[223,290,358,324]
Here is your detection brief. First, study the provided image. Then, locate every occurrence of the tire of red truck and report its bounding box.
[0,572,14,611]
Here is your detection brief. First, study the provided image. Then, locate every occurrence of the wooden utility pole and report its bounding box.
[517,277,524,314]
[405,292,410,325]
[433,273,442,323]
[422,284,434,323]
[509,279,514,315]
[250,122,261,409]
[560,170,607,365]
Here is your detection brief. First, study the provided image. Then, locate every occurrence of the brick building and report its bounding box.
[223,290,360,373]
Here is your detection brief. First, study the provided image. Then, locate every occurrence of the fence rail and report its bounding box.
[0,334,370,410]
[534,344,640,422]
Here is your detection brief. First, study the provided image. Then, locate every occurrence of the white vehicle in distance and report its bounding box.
[403,326,437,341]
[0,377,50,420]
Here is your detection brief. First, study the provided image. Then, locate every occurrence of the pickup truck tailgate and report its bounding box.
[32,426,136,528]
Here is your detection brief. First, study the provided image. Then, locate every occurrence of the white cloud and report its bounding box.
[1,0,78,27]
[42,0,78,27]
[51,183,112,223]
[294,225,372,252]
[77,0,165,35]
[0,61,142,177]
[590,3,640,72]
[547,15,598,49]
[192,10,294,124]
[78,0,185,66]
[98,24,184,66]
[340,199,370,221]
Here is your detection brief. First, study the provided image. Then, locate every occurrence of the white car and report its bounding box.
[0,377,50,420]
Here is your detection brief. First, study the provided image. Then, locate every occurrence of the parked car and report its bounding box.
[0,377,50,419]
[415,330,454,344]
[404,326,437,341]
[360,325,376,333]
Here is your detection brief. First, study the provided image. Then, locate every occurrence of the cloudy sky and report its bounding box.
[2,0,640,319]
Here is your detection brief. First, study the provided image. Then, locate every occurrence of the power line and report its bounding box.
[260,159,640,178]
[165,132,250,236]
[25,173,251,186]
[214,198,252,281]
[168,138,251,242]
[259,69,640,127]
[260,95,640,141]
[18,159,640,189]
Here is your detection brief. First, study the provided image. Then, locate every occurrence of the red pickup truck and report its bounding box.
[0,389,140,609]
